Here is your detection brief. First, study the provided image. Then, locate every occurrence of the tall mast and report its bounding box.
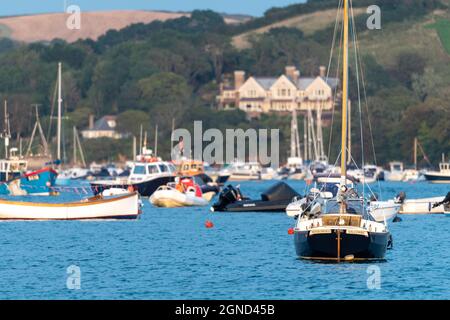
[3,100,10,159]
[154,125,158,158]
[340,0,349,186]
[57,62,62,161]
[414,137,418,170]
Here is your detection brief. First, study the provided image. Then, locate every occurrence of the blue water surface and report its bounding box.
[0,180,449,299]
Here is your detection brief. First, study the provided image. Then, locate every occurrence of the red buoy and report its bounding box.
[205,220,214,229]
[288,228,295,235]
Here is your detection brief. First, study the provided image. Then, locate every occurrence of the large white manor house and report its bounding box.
[217,66,339,117]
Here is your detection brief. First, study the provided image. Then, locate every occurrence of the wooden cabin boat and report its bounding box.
[0,192,140,220]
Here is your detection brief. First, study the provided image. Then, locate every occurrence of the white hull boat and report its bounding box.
[369,200,400,222]
[0,192,140,220]
[399,196,445,214]
[150,186,210,208]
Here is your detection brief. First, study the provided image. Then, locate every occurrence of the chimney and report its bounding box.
[293,70,300,83]
[319,66,326,78]
[89,114,94,130]
[234,71,246,90]
[285,66,297,80]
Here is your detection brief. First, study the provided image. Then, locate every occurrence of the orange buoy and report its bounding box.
[205,220,214,229]
[288,228,295,235]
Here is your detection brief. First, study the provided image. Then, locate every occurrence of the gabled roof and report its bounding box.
[254,77,278,90]
[253,76,339,91]
[88,116,117,131]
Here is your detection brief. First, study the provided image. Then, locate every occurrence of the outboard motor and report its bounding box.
[395,191,406,204]
[211,184,240,211]
[432,191,450,208]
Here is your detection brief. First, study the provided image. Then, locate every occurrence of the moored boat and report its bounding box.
[150,179,211,208]
[396,192,446,214]
[291,0,391,262]
[369,200,400,223]
[424,156,450,183]
[0,192,140,220]
[212,182,300,212]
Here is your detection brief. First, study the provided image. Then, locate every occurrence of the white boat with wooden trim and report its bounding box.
[0,192,140,220]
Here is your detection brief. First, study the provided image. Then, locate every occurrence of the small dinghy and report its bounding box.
[150,178,210,208]
[396,192,446,214]
[211,182,300,212]
[0,192,140,220]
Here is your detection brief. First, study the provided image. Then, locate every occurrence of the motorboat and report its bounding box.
[385,161,405,182]
[0,192,140,220]
[424,156,450,183]
[402,169,422,182]
[432,192,450,216]
[221,161,262,181]
[150,178,211,208]
[56,167,90,185]
[347,168,376,184]
[211,182,300,212]
[364,165,384,181]
[396,192,446,214]
[91,160,176,197]
[261,167,283,180]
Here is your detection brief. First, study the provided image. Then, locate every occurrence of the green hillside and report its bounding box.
[0,0,448,166]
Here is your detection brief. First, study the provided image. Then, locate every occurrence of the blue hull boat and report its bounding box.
[0,167,58,195]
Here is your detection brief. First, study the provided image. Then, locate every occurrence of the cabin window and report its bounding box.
[159,164,169,172]
[133,165,146,175]
[147,165,159,174]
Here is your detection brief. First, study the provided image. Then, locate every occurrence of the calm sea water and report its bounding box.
[0,180,449,300]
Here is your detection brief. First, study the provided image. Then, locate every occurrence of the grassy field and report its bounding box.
[426,18,450,54]
[232,8,365,49]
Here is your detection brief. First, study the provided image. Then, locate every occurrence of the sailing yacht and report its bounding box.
[292,0,391,261]
[286,109,306,180]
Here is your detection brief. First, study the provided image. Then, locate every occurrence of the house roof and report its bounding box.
[87,115,117,131]
[254,77,278,90]
[253,76,339,90]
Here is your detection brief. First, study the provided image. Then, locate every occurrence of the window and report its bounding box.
[133,165,146,175]
[148,165,159,174]
[159,164,169,172]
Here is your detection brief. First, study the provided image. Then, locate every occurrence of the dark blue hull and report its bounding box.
[424,173,450,183]
[294,229,389,261]
[91,176,175,197]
